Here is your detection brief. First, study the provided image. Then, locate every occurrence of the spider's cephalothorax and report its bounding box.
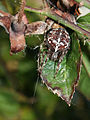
[45,27,70,62]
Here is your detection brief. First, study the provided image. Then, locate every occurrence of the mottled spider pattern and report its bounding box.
[39,22,71,77]
[45,28,70,61]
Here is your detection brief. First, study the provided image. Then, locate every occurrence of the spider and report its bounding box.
[38,18,71,77]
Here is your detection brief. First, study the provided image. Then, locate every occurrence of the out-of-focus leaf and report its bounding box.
[0,89,19,119]
[0,1,7,12]
[18,60,35,73]
[4,0,20,14]
[37,84,58,116]
[38,33,82,105]
[20,107,36,120]
[82,53,90,75]
[79,64,90,99]
[78,51,90,99]
[26,0,43,8]
[0,88,37,120]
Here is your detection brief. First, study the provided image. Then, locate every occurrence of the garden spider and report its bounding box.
[38,18,71,77]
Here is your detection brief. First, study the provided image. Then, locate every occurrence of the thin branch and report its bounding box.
[75,0,90,9]
[18,0,26,23]
[24,6,90,39]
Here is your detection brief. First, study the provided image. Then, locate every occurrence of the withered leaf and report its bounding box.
[0,10,27,54]
[0,10,47,54]
[25,21,47,35]
[9,20,26,54]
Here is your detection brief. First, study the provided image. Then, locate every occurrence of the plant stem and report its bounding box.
[25,6,90,39]
[18,0,26,23]
[75,0,90,9]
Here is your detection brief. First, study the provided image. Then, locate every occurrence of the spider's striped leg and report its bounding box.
[38,50,47,74]
[41,55,48,73]
[54,50,68,78]
[54,57,62,78]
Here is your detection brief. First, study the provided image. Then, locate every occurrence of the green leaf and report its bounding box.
[38,33,82,105]
[77,13,90,32]
[82,52,90,75]
[78,51,90,99]
[77,13,90,23]
[79,64,90,99]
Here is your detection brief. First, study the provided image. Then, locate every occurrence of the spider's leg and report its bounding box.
[54,50,68,78]
[41,51,46,67]
[38,50,46,73]
[41,55,48,72]
[54,57,62,78]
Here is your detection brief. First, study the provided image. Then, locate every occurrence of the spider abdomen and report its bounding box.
[45,28,70,61]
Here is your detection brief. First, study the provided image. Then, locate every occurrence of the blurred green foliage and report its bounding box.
[0,0,90,120]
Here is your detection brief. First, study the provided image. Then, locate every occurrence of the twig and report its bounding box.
[18,0,26,23]
[24,6,90,39]
[75,0,90,9]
